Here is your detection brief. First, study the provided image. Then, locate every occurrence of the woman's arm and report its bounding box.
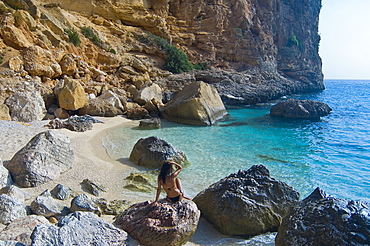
[170,161,182,177]
[153,177,162,203]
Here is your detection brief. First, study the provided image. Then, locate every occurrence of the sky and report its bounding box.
[319,0,370,79]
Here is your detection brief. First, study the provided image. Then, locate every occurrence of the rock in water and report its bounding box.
[6,130,74,188]
[193,165,300,237]
[114,200,200,246]
[270,99,332,119]
[275,187,370,246]
[162,81,227,125]
[129,136,187,169]
[30,212,128,246]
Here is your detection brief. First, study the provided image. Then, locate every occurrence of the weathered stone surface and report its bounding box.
[114,200,200,246]
[123,172,156,193]
[0,104,12,121]
[21,45,62,78]
[138,118,161,129]
[0,194,27,225]
[59,54,77,76]
[0,215,49,246]
[134,83,163,105]
[56,78,88,111]
[270,99,332,119]
[30,212,128,246]
[162,81,227,125]
[8,56,24,72]
[62,115,103,132]
[6,130,74,188]
[5,90,46,122]
[70,193,101,215]
[0,25,32,50]
[93,198,132,216]
[129,136,187,169]
[0,164,12,189]
[30,190,69,218]
[0,241,26,246]
[81,179,107,197]
[126,107,149,120]
[0,185,31,201]
[275,188,370,246]
[80,90,124,117]
[50,184,77,200]
[193,165,300,237]
[53,108,69,119]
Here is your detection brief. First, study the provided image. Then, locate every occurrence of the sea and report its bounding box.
[102,79,370,244]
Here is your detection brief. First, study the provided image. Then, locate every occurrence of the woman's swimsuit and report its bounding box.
[167,195,181,203]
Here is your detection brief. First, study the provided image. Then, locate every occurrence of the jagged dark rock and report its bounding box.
[275,187,370,246]
[193,165,300,237]
[270,99,332,119]
[129,136,187,169]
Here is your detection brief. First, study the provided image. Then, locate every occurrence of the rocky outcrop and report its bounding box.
[275,188,370,246]
[270,99,332,119]
[162,81,227,125]
[70,193,101,215]
[0,103,12,121]
[129,136,187,169]
[139,118,161,129]
[30,212,128,246]
[6,130,74,188]
[0,164,13,189]
[193,165,300,237]
[45,115,103,132]
[5,90,46,122]
[114,199,200,246]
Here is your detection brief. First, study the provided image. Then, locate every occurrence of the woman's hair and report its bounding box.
[159,161,173,184]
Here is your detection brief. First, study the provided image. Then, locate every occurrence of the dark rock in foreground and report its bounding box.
[193,165,300,237]
[30,212,127,246]
[270,99,332,119]
[129,136,187,169]
[275,187,370,246]
[114,199,200,246]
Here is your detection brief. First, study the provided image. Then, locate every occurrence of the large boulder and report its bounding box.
[275,188,370,246]
[134,83,163,105]
[21,45,62,78]
[0,194,27,225]
[0,215,49,245]
[161,81,227,125]
[56,78,88,111]
[80,90,124,117]
[5,130,74,188]
[129,136,187,169]
[30,212,128,246]
[0,25,32,50]
[114,200,200,246]
[270,99,332,119]
[5,90,46,122]
[193,165,300,237]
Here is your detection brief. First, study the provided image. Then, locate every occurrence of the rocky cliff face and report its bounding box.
[0,0,324,110]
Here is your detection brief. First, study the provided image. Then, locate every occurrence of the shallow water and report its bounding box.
[103,79,370,244]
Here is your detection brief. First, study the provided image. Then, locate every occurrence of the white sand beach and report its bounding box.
[0,117,276,245]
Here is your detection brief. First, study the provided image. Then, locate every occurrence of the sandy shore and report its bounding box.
[0,117,275,245]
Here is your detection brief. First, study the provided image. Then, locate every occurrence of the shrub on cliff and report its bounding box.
[164,45,194,74]
[65,28,81,47]
[81,26,103,46]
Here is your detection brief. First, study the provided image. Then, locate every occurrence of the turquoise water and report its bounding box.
[103,79,370,202]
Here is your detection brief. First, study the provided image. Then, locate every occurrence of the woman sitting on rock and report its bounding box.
[152,161,190,204]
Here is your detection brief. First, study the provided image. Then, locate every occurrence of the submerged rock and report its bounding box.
[6,130,74,188]
[30,212,128,245]
[114,199,200,246]
[138,118,161,129]
[193,165,299,237]
[270,99,332,119]
[275,187,370,246]
[162,81,227,125]
[129,136,187,169]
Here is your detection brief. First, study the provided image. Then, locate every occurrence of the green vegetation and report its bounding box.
[287,35,303,48]
[0,54,4,64]
[81,26,103,46]
[234,28,244,38]
[138,32,196,74]
[193,63,206,70]
[164,45,194,74]
[65,28,81,47]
